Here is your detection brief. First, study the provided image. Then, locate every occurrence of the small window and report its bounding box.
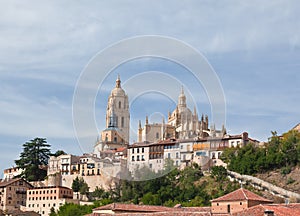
[217,203,219,206]
[240,202,242,205]
[137,148,139,153]
[119,101,121,109]
[142,148,144,153]
[132,148,134,153]
[132,156,135,161]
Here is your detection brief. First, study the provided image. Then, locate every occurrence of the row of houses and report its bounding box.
[127,132,257,174]
[0,178,79,216]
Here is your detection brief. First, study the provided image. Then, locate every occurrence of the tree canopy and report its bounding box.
[223,130,300,175]
[15,137,51,181]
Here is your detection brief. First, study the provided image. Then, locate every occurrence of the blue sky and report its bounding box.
[0,1,300,176]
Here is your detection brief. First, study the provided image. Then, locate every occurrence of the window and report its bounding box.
[137,155,140,161]
[141,155,145,161]
[137,148,139,153]
[132,156,135,161]
[43,204,45,207]
[168,153,170,159]
[132,148,134,154]
[176,152,179,158]
[176,160,179,166]
[156,132,159,139]
[114,137,117,143]
[227,204,230,213]
[149,164,152,169]
[115,116,118,127]
[121,117,124,128]
[142,148,144,153]
[119,101,121,109]
[240,202,242,205]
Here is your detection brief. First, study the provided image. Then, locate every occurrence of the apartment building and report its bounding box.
[0,178,33,212]
[26,186,78,216]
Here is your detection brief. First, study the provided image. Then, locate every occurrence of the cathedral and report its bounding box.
[94,76,226,156]
[137,87,224,143]
[94,75,130,155]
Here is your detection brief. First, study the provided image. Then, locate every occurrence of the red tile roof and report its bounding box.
[93,203,211,215]
[232,203,300,216]
[0,178,33,188]
[211,188,272,203]
[93,203,181,212]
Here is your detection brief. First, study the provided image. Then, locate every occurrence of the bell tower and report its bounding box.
[105,75,130,144]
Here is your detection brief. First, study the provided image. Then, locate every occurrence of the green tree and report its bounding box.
[72,177,89,198]
[211,166,227,182]
[15,137,51,181]
[52,150,67,157]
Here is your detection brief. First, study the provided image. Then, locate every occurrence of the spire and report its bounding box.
[193,106,197,116]
[116,74,121,88]
[145,116,149,125]
[178,86,186,108]
[138,120,142,129]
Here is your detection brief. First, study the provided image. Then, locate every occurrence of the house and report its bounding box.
[0,178,33,212]
[2,167,23,181]
[25,186,78,216]
[211,188,273,215]
[232,203,300,216]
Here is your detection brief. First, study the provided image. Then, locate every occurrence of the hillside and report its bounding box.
[255,166,300,194]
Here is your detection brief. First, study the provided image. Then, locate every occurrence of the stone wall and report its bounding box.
[228,170,300,200]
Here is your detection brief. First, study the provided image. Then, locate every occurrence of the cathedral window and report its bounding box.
[121,117,124,127]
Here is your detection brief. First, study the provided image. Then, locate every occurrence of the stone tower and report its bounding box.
[105,75,130,143]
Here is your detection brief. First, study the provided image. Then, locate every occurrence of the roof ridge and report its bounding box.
[241,188,249,200]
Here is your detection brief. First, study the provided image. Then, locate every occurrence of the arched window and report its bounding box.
[121,117,124,127]
[119,101,121,109]
[156,132,159,139]
[114,137,117,143]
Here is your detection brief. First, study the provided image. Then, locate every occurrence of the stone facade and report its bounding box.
[0,178,33,212]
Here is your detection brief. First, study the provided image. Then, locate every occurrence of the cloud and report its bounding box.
[0,0,300,174]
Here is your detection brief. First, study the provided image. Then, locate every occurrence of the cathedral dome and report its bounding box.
[111,75,126,97]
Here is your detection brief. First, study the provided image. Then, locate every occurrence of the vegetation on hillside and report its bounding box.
[222,130,300,175]
[52,164,243,215]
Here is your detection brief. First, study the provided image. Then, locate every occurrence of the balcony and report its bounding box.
[16,189,26,194]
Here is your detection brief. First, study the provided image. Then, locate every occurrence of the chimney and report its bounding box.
[264,210,274,216]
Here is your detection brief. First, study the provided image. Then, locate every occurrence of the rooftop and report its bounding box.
[232,203,300,216]
[211,188,272,203]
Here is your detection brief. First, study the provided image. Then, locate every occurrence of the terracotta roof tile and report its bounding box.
[232,203,300,216]
[211,188,272,203]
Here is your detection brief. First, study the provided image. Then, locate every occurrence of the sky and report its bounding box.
[0,0,300,177]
